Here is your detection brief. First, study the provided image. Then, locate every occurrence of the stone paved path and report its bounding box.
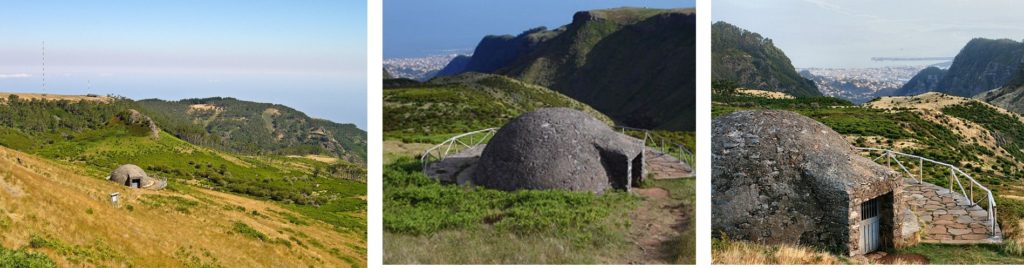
[645,148,693,179]
[903,180,1001,244]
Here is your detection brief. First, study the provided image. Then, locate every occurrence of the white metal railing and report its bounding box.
[616,126,696,172]
[857,147,999,236]
[420,128,497,172]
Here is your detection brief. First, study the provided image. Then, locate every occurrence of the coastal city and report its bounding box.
[383,53,467,81]
[800,65,944,103]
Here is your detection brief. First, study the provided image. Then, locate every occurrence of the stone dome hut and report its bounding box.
[472,108,644,193]
[109,164,166,190]
[711,110,915,256]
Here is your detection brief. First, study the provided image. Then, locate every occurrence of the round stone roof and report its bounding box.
[711,110,903,249]
[109,164,166,189]
[110,164,148,185]
[472,108,642,193]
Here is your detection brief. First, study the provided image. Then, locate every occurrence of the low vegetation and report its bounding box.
[383,73,612,142]
[383,147,696,264]
[0,246,56,268]
[0,97,366,234]
[0,95,366,266]
[232,222,269,242]
[712,237,843,265]
[384,157,637,243]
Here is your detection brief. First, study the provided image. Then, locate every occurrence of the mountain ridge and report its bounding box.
[437,7,697,131]
[711,21,821,97]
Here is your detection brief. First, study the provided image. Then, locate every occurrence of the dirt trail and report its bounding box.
[626,187,693,264]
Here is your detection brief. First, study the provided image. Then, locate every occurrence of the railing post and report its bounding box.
[886,151,891,168]
[971,183,974,206]
[949,167,954,190]
[919,158,923,184]
[987,205,995,234]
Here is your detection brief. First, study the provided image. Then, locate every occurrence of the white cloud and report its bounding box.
[0,73,31,79]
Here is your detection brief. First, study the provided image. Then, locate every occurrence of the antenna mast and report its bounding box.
[42,41,46,91]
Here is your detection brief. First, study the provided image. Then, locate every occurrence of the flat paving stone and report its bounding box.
[901,180,1002,244]
[645,148,693,179]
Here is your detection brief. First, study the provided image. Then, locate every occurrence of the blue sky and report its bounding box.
[714,0,1024,68]
[0,1,367,129]
[384,0,695,58]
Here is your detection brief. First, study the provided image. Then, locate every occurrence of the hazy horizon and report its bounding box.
[384,0,695,58]
[0,1,367,129]
[713,0,1024,68]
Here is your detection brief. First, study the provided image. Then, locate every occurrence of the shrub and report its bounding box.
[232,222,268,242]
[0,246,55,268]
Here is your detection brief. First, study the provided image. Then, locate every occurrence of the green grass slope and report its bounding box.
[383,72,612,143]
[0,95,366,234]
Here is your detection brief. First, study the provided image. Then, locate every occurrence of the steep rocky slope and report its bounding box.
[712,21,820,97]
[933,38,1024,97]
[437,7,696,131]
[895,67,947,96]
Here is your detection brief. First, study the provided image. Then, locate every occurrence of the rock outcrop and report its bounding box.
[712,110,911,256]
[121,109,160,139]
[473,108,643,193]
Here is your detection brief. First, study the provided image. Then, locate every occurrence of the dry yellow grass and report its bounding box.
[0,146,365,267]
[736,88,794,99]
[868,92,1024,123]
[864,92,1016,166]
[286,155,339,164]
[383,140,433,164]
[0,92,112,103]
[187,104,222,112]
[712,240,846,265]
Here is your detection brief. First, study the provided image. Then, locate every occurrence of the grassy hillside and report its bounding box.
[712,21,820,97]
[712,87,1024,264]
[383,72,695,264]
[382,154,695,264]
[135,97,366,163]
[0,146,365,267]
[0,94,366,266]
[383,73,613,143]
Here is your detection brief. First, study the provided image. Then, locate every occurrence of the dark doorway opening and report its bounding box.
[599,149,630,191]
[630,154,644,187]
